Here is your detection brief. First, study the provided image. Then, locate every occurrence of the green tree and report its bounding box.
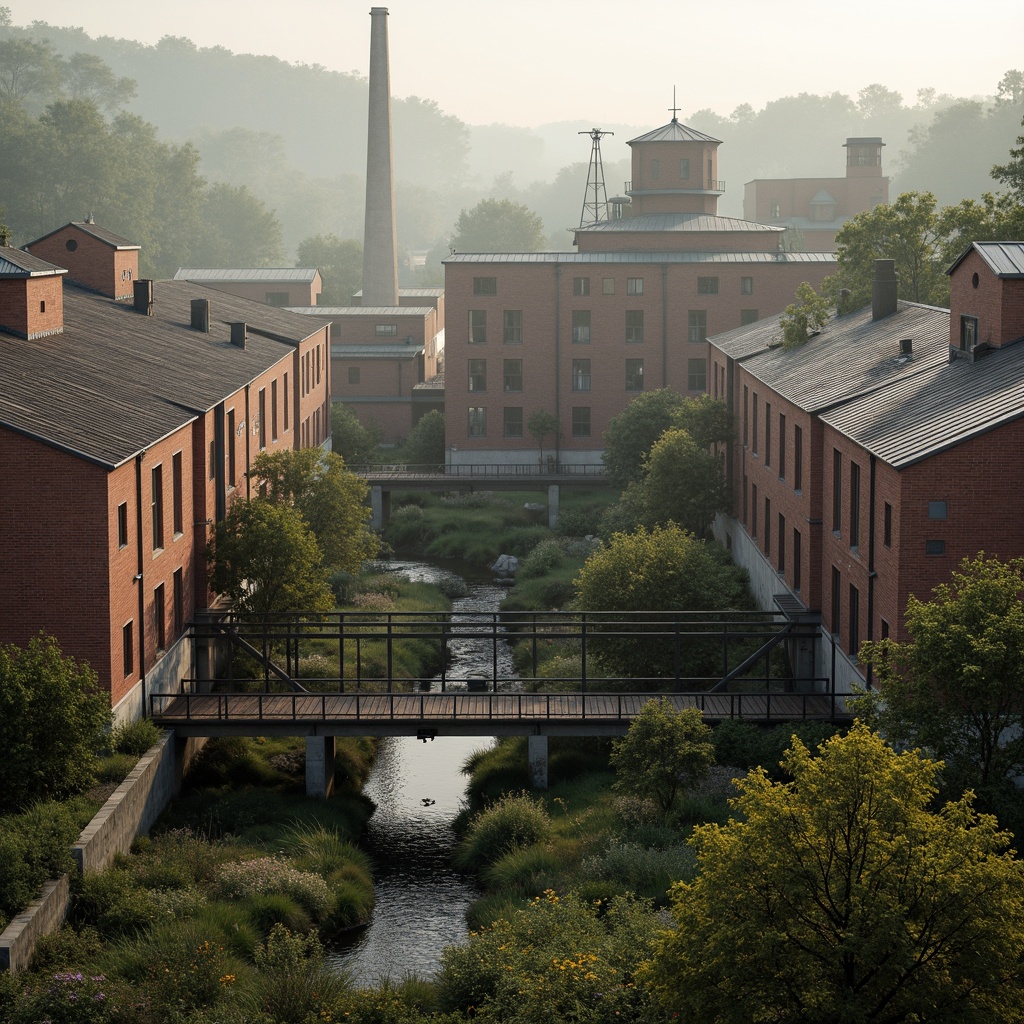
[601,389,685,490]
[641,427,731,536]
[207,498,334,619]
[860,553,1024,799]
[192,182,285,267]
[0,634,110,811]
[646,724,1024,1024]
[779,280,831,347]
[451,197,546,252]
[992,113,1024,200]
[572,524,750,682]
[249,448,378,573]
[402,409,445,469]
[610,700,715,812]
[60,52,136,112]
[672,393,734,450]
[0,38,61,107]
[295,233,363,306]
[330,403,381,466]
[526,409,560,465]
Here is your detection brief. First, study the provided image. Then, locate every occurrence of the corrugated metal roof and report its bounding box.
[0,247,67,277]
[971,242,1024,278]
[712,301,951,412]
[444,250,836,266]
[288,306,434,316]
[578,213,782,234]
[331,344,424,358]
[628,119,721,145]
[820,341,1024,466]
[352,288,445,298]
[174,268,320,283]
[0,281,326,468]
[27,222,140,250]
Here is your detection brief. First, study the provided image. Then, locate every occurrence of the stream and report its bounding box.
[327,558,514,985]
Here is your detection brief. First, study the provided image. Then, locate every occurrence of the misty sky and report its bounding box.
[10,0,1024,128]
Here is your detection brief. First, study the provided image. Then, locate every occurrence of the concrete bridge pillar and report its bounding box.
[370,486,390,532]
[528,734,548,789]
[547,485,560,531]
[305,736,336,799]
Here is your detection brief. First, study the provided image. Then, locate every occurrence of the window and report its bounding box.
[316,345,321,385]
[881,618,890,640]
[265,291,289,307]
[151,465,164,551]
[850,462,861,548]
[742,386,749,446]
[117,502,128,549]
[778,513,786,573]
[741,276,753,295]
[172,452,183,536]
[209,440,215,480]
[572,406,591,437]
[626,310,644,343]
[740,309,759,326]
[348,366,360,385]
[573,277,590,296]
[258,388,267,450]
[679,158,690,179]
[627,277,643,295]
[468,407,486,437]
[122,622,133,677]
[283,372,290,430]
[572,310,591,344]
[926,539,946,556]
[831,567,841,635]
[154,583,166,651]
[752,394,759,455]
[751,484,758,536]
[793,529,802,590]
[832,449,842,532]
[503,358,522,392]
[765,403,772,467]
[771,201,781,218]
[572,358,591,391]
[794,425,803,491]
[764,497,771,556]
[960,315,978,351]
[708,157,713,182]
[650,158,660,180]
[687,358,707,391]
[625,358,644,391]
[742,475,749,523]
[468,358,487,392]
[469,310,487,343]
[602,278,615,295]
[226,410,236,486]
[503,406,523,438]
[697,276,719,295]
[884,502,892,547]
[688,309,707,343]
[503,310,522,344]
[271,380,278,442]
[473,276,497,295]
[173,568,184,635]
[778,414,786,480]
[849,585,860,655]
[928,500,948,519]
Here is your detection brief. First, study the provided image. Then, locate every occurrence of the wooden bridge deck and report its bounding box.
[152,690,848,738]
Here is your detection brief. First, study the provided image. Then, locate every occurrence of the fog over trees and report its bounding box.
[2,14,1022,281]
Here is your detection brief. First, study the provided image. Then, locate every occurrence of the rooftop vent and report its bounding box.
[230,322,247,349]
[899,338,913,356]
[133,279,153,316]
[191,298,210,333]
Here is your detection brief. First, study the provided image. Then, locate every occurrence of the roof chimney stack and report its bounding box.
[133,279,153,316]
[872,259,898,320]
[191,298,211,332]
[230,322,247,349]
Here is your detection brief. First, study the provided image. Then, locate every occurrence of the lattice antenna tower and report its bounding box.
[578,127,614,228]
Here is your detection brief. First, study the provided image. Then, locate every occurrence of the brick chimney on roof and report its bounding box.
[26,222,139,301]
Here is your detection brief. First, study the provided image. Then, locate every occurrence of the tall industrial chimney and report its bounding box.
[362,6,399,307]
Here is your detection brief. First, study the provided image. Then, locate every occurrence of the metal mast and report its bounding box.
[578,128,613,228]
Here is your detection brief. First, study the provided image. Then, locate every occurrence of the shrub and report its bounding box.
[454,792,552,871]
[581,840,697,901]
[94,753,138,784]
[329,569,355,604]
[73,869,159,938]
[9,971,136,1024]
[481,843,564,896]
[555,505,603,538]
[216,857,331,922]
[110,718,162,757]
[244,892,314,935]
[519,539,564,579]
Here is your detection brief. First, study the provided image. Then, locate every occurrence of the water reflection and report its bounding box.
[329,559,509,984]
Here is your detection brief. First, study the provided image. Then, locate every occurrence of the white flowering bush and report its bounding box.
[216,857,331,921]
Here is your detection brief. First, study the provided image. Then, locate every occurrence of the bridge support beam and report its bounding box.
[528,734,548,789]
[547,485,559,531]
[305,736,336,799]
[370,486,391,532]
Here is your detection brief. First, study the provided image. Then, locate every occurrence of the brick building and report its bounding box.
[443,116,836,468]
[1,222,332,722]
[173,267,323,307]
[743,138,889,251]
[709,246,1024,693]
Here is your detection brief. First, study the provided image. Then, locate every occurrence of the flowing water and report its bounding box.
[328,558,513,985]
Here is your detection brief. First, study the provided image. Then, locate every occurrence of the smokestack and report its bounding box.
[872,259,898,320]
[362,6,399,308]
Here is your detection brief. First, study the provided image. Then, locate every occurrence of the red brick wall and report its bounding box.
[0,275,64,338]
[180,279,321,306]
[28,226,139,300]
[950,248,1024,350]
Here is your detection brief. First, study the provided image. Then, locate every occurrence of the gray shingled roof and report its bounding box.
[28,222,140,250]
[174,268,320,283]
[578,213,783,235]
[444,250,835,266]
[821,341,1024,466]
[0,281,324,468]
[711,301,951,413]
[0,246,67,277]
[628,119,722,145]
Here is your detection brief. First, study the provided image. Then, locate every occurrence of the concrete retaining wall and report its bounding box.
[0,730,204,973]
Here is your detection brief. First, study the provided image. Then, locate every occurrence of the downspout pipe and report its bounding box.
[866,454,877,687]
[134,453,147,716]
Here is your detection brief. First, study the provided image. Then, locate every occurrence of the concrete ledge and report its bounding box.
[0,875,70,974]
